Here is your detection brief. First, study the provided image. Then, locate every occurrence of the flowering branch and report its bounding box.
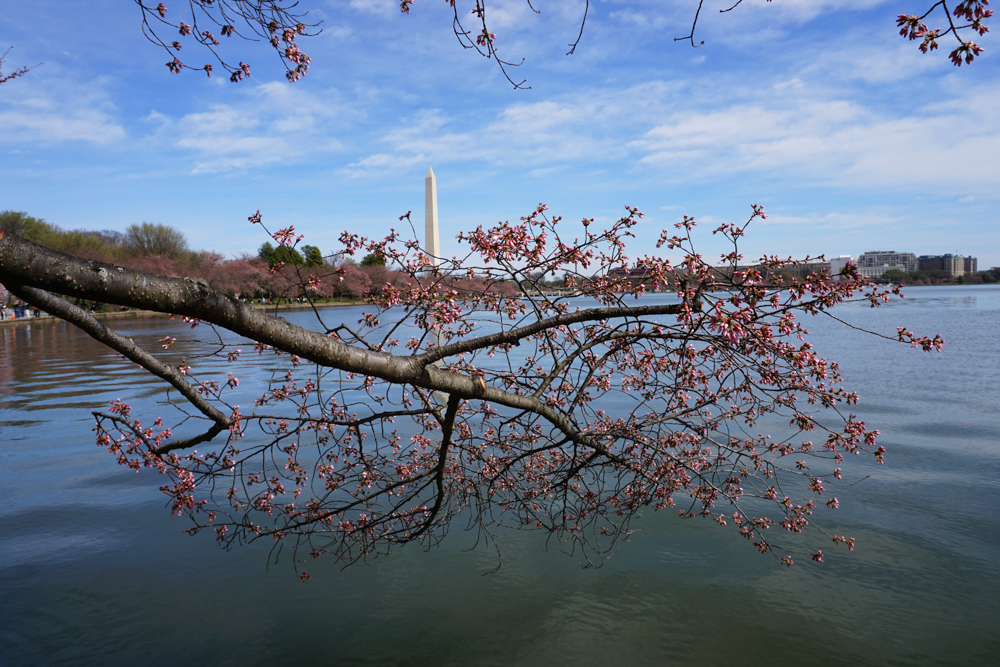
[676,0,991,65]
[0,46,40,85]
[897,0,992,65]
[0,207,946,576]
[134,0,319,82]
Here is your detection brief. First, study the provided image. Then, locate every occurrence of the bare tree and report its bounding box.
[123,222,190,259]
[0,207,943,576]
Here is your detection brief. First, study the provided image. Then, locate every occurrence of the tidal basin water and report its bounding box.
[1,286,998,666]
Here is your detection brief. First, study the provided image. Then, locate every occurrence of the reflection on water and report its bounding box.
[1,287,999,666]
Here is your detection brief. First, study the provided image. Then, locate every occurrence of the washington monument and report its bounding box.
[425,167,440,267]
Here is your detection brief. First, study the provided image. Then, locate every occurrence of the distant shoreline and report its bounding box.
[3,282,994,330]
[0,299,365,329]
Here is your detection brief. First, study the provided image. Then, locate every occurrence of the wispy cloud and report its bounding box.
[335,71,1000,197]
[762,210,904,230]
[0,75,125,145]
[344,81,676,175]
[734,0,890,24]
[608,0,891,38]
[631,79,1000,192]
[146,81,348,173]
[347,0,398,15]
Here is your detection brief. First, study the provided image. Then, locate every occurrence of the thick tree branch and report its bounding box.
[4,281,232,453]
[5,282,229,426]
[0,230,418,381]
[0,230,605,455]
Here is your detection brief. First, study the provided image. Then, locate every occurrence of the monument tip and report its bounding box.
[426,167,435,178]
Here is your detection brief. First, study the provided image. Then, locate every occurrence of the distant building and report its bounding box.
[607,266,653,282]
[828,255,853,281]
[785,261,831,280]
[919,255,944,273]
[706,252,982,284]
[856,250,918,278]
[919,254,968,277]
[708,260,833,284]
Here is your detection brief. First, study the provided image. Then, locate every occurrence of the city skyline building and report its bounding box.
[724,251,984,281]
[856,250,919,278]
[919,254,971,277]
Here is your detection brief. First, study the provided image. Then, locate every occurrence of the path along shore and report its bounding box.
[0,299,364,330]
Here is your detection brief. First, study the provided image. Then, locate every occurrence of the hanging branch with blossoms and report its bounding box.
[0,205,944,578]
[134,0,319,82]
[0,46,40,86]
[131,1,990,88]
[677,0,991,67]
[896,0,992,65]
[406,0,996,85]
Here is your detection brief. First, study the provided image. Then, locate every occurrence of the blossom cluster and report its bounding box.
[897,0,991,65]
[135,1,318,82]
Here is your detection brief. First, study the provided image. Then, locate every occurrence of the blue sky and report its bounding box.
[2,0,998,269]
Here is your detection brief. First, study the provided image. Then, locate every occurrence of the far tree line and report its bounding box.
[876,268,999,285]
[0,210,517,305]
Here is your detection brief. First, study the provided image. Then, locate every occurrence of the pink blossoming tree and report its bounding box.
[0,205,943,577]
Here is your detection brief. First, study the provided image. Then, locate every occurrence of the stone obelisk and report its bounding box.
[425,167,441,267]
[425,168,444,383]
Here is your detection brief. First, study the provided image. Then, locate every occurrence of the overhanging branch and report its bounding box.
[5,282,232,452]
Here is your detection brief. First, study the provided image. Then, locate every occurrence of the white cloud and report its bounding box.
[798,41,943,84]
[607,9,671,30]
[630,80,1000,192]
[600,0,933,72]
[147,82,348,173]
[733,0,890,24]
[762,210,903,230]
[346,0,398,15]
[607,0,890,37]
[480,0,541,30]
[0,76,125,145]
[333,66,1000,199]
[344,82,680,176]
[344,152,427,174]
